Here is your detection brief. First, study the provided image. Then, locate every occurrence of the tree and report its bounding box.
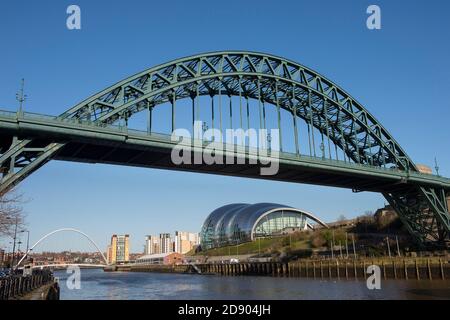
[354,211,376,233]
[0,189,26,238]
[321,229,333,243]
[310,232,326,248]
[364,210,374,217]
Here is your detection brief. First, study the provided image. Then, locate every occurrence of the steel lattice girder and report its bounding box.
[59,51,414,171]
[0,138,64,192]
[384,187,449,244]
[1,51,449,246]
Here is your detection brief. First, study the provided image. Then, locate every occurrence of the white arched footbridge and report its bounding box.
[15,228,109,268]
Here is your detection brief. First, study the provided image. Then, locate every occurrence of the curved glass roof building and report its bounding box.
[200,203,327,250]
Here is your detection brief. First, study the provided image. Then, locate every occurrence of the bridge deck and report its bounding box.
[1,110,449,194]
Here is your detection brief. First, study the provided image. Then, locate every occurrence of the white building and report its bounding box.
[174,231,200,254]
[144,235,159,255]
[159,233,172,254]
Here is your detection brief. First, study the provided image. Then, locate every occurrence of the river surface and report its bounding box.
[53,268,450,300]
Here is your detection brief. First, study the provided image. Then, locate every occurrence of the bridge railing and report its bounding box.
[0,269,54,300]
[0,109,18,119]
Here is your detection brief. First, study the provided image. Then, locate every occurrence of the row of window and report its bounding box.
[136,258,164,265]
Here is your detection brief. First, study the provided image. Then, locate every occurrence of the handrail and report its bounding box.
[0,270,54,300]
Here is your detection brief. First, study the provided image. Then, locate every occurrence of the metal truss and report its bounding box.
[384,187,449,245]
[0,137,64,194]
[0,51,449,245]
[59,51,415,171]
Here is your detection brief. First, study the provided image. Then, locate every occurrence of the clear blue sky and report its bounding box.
[1,1,449,253]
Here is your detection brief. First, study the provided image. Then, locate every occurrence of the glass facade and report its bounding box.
[116,235,127,262]
[253,211,306,238]
[200,203,313,250]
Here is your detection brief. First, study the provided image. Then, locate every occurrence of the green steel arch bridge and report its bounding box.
[0,51,449,246]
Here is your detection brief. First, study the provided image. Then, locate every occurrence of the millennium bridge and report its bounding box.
[0,51,449,246]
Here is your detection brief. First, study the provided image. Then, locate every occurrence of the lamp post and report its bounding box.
[7,241,13,267]
[16,78,27,115]
[258,237,261,256]
[17,230,30,266]
[7,216,19,269]
[23,230,30,254]
[386,236,392,258]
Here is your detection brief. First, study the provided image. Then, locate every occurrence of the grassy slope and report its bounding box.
[191,235,310,257]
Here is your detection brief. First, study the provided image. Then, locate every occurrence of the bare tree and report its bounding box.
[364,210,374,217]
[0,189,26,238]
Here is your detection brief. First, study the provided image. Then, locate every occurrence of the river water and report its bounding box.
[53,268,450,300]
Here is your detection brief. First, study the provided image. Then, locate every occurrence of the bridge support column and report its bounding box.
[384,187,450,245]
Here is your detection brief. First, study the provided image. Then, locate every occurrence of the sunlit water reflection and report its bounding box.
[54,268,450,300]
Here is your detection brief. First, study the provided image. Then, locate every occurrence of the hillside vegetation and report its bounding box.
[192,214,411,258]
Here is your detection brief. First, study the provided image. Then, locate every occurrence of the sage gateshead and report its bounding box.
[200,203,328,250]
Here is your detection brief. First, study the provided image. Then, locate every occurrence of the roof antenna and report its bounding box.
[434,157,440,176]
[16,78,27,114]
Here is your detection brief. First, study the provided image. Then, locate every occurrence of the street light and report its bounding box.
[19,230,30,255]
[7,241,13,267]
[6,216,19,269]
[258,237,261,256]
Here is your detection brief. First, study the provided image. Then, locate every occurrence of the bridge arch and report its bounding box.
[16,228,108,268]
[60,51,415,172]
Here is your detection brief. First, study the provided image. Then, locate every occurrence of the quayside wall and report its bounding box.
[112,258,450,280]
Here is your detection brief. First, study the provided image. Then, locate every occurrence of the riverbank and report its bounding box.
[111,257,450,281]
[0,270,59,300]
[15,281,60,300]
